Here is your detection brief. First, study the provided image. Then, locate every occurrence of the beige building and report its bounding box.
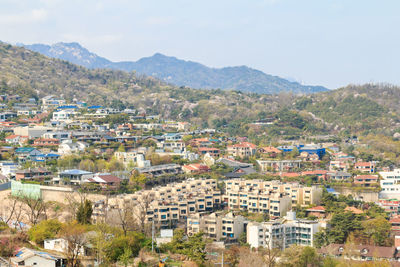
[99,178,222,229]
[227,142,257,158]
[225,179,323,217]
[187,212,247,242]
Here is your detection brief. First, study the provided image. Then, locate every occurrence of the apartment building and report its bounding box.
[380,169,400,199]
[107,179,222,229]
[227,142,257,158]
[187,212,247,242]
[225,179,322,217]
[114,151,151,168]
[247,212,322,249]
[257,160,302,172]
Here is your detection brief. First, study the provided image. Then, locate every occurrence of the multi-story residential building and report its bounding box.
[41,95,66,111]
[15,168,52,181]
[33,138,60,147]
[225,179,323,216]
[198,147,220,158]
[354,161,376,173]
[257,160,302,172]
[227,142,257,158]
[114,151,151,168]
[247,212,323,249]
[52,110,76,121]
[354,175,379,187]
[157,141,186,152]
[187,212,247,242]
[103,179,222,229]
[379,169,400,199]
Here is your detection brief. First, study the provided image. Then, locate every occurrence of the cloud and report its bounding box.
[0,8,48,25]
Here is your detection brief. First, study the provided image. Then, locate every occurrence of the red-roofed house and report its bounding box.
[33,138,60,147]
[302,170,328,181]
[354,161,376,173]
[354,175,379,186]
[5,135,28,145]
[182,163,211,174]
[258,146,281,158]
[345,206,364,214]
[86,174,121,188]
[306,206,326,218]
[227,142,257,158]
[190,138,212,148]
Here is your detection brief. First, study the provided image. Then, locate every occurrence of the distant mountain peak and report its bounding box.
[21,42,328,94]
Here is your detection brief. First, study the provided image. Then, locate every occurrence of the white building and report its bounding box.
[44,238,86,255]
[379,169,400,199]
[52,110,76,122]
[247,212,323,249]
[10,247,66,267]
[58,140,88,155]
[0,161,19,178]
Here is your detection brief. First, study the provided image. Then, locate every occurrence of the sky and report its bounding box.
[0,0,399,89]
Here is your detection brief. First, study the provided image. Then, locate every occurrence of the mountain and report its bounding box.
[21,42,328,95]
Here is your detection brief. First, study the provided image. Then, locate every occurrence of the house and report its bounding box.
[380,169,400,199]
[217,158,256,178]
[354,161,376,173]
[5,135,28,145]
[58,140,88,155]
[10,247,67,267]
[14,147,42,162]
[319,244,397,262]
[354,175,379,186]
[85,173,122,188]
[0,162,19,177]
[32,153,60,162]
[227,142,257,158]
[344,206,364,214]
[198,147,220,158]
[257,159,302,172]
[327,171,352,181]
[33,138,60,147]
[15,167,52,181]
[57,169,94,185]
[44,238,87,256]
[42,95,66,111]
[258,146,281,157]
[306,206,326,218]
[135,164,182,177]
[190,138,212,148]
[164,133,182,141]
[301,170,328,181]
[52,109,76,121]
[182,163,211,174]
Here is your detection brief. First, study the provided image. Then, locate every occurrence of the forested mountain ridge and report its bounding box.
[21,42,328,95]
[1,42,399,138]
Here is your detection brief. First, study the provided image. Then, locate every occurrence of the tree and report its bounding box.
[261,235,283,267]
[76,199,93,224]
[60,221,88,267]
[131,193,152,234]
[361,216,391,246]
[118,246,132,267]
[0,195,23,226]
[129,170,148,189]
[20,195,47,225]
[117,144,126,152]
[28,219,63,245]
[279,245,321,267]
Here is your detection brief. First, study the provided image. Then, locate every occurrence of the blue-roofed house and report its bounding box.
[58,169,94,185]
[14,147,42,162]
[11,247,67,267]
[164,133,182,141]
[31,153,60,162]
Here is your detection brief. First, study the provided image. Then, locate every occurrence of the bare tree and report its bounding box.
[64,190,88,221]
[20,196,47,226]
[116,201,134,236]
[260,234,283,267]
[0,196,21,225]
[131,193,152,234]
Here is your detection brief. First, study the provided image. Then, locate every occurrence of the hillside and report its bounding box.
[21,42,328,95]
[1,42,399,138]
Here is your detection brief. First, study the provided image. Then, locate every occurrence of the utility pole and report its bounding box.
[151,220,155,252]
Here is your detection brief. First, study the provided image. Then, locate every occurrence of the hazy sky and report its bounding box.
[1,0,399,89]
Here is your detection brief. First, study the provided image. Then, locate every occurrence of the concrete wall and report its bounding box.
[333,187,379,202]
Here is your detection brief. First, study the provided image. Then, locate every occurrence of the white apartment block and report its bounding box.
[225,179,323,217]
[380,169,400,199]
[187,212,247,242]
[247,212,323,249]
[114,151,151,167]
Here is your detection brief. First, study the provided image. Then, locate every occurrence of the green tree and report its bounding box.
[361,216,391,246]
[28,219,63,245]
[76,199,93,224]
